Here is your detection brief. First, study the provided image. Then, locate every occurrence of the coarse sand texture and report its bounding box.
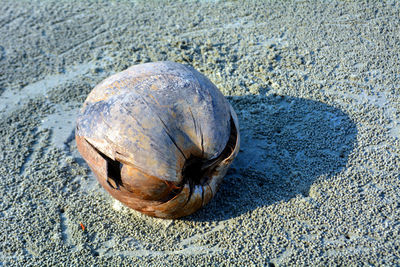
[0,0,399,265]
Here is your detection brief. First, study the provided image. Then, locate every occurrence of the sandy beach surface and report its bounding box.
[1,0,399,265]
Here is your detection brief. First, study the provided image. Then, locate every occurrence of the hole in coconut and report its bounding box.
[85,139,123,190]
[181,116,238,190]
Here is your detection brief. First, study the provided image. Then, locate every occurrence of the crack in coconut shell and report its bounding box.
[75,61,240,219]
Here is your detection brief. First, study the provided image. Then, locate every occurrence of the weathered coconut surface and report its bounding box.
[77,62,232,182]
[76,61,240,218]
[1,0,400,266]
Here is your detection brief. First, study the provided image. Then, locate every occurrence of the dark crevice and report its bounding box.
[106,157,123,190]
[180,116,237,199]
[85,139,123,190]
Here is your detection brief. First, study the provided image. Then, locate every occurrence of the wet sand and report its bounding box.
[1,0,399,265]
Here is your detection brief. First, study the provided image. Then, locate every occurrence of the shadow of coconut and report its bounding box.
[187,94,358,222]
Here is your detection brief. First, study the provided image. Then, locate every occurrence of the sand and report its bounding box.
[1,0,399,265]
